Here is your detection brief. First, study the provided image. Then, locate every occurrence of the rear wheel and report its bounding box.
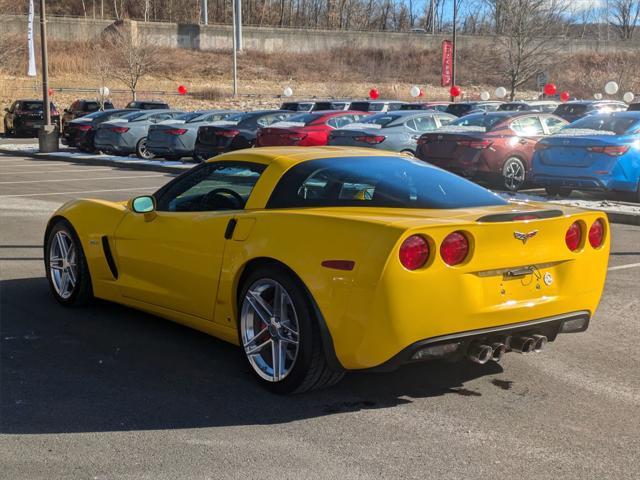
[238,267,344,394]
[502,157,526,191]
[401,149,416,157]
[545,186,573,197]
[3,120,13,137]
[136,137,155,159]
[45,220,93,306]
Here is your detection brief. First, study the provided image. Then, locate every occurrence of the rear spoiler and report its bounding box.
[477,209,563,223]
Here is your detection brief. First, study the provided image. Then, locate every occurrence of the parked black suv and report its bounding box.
[125,100,170,110]
[3,99,61,137]
[62,99,114,131]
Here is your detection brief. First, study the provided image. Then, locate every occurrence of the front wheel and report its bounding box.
[502,157,526,191]
[136,137,155,159]
[238,267,344,394]
[45,220,93,306]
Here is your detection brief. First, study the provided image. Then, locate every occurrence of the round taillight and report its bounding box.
[440,231,469,266]
[399,235,430,270]
[565,222,582,251]
[588,219,604,248]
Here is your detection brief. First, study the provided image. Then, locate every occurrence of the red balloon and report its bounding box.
[369,88,379,100]
[450,85,461,97]
[47,88,54,96]
[544,83,557,96]
[560,91,570,102]
[178,85,187,95]
[419,89,425,97]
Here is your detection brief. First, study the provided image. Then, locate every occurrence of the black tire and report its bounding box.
[502,157,526,192]
[44,219,93,307]
[193,152,207,163]
[401,149,416,157]
[136,137,155,159]
[545,186,573,197]
[3,121,13,137]
[237,266,344,394]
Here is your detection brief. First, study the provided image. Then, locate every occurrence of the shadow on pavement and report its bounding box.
[0,277,501,434]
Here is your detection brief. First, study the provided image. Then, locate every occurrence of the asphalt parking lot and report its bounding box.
[0,148,639,480]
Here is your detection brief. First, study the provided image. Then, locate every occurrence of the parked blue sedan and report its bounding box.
[531,111,640,201]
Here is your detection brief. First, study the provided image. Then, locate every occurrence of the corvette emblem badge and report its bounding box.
[513,230,539,244]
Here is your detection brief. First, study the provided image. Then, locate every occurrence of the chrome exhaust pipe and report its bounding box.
[531,334,547,353]
[509,336,535,354]
[467,343,493,364]
[491,343,507,362]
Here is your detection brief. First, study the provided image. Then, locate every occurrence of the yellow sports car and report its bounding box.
[44,147,609,393]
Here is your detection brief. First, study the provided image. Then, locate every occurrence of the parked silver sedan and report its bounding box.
[147,110,240,161]
[327,110,456,155]
[94,110,186,159]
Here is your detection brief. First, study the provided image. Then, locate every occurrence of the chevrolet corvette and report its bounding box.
[44,147,609,393]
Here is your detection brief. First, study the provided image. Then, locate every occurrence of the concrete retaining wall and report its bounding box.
[2,14,640,54]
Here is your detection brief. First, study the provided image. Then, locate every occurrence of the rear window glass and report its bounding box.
[554,104,587,116]
[450,113,509,131]
[18,101,55,111]
[627,103,640,111]
[267,156,506,210]
[288,113,323,125]
[559,115,637,135]
[361,113,402,127]
[280,102,313,111]
[498,103,528,111]
[349,102,371,112]
[446,104,472,116]
[175,112,202,122]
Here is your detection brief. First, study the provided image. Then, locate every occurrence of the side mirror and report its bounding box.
[131,195,155,213]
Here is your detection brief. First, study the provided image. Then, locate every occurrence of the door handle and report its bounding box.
[224,218,237,239]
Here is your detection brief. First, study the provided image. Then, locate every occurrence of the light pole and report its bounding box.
[38,0,58,152]
[232,0,238,96]
[450,0,458,102]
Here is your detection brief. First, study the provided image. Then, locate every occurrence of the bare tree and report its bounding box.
[105,29,164,100]
[610,0,640,39]
[489,0,567,100]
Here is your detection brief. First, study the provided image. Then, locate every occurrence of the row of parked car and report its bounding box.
[3,97,639,200]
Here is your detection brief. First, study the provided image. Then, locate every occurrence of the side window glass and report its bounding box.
[542,116,565,134]
[414,116,436,132]
[438,115,454,126]
[156,162,266,212]
[511,117,544,136]
[370,103,384,112]
[257,115,273,127]
[404,119,418,131]
[326,117,339,129]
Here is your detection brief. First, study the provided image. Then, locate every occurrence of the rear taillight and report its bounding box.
[565,222,582,251]
[440,232,469,266]
[588,219,605,248]
[457,139,492,149]
[76,124,92,131]
[355,135,385,144]
[587,145,629,156]
[166,128,187,135]
[399,235,430,270]
[109,126,129,133]
[216,129,239,137]
[534,142,549,151]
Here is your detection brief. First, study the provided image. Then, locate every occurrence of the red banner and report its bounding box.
[441,40,453,87]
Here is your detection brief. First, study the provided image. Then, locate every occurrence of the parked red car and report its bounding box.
[416,111,567,191]
[256,111,370,147]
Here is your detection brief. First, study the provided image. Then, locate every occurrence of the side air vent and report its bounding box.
[101,235,119,279]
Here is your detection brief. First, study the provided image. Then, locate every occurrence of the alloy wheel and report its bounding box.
[49,231,78,299]
[504,158,525,191]
[138,138,154,159]
[240,278,300,382]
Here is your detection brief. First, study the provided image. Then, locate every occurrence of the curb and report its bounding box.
[0,147,191,174]
[605,211,640,227]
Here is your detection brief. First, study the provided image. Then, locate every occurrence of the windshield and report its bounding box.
[558,115,638,135]
[360,113,402,127]
[175,112,202,122]
[267,156,507,209]
[450,113,509,131]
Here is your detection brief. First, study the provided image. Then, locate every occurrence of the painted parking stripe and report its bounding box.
[0,168,115,175]
[0,187,157,197]
[608,262,640,271]
[0,174,165,184]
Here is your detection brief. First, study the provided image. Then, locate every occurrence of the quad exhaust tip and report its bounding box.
[509,336,536,354]
[467,343,494,364]
[491,343,507,362]
[531,334,548,353]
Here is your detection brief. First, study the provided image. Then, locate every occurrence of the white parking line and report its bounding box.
[0,187,156,197]
[0,174,164,184]
[0,168,115,175]
[608,262,640,271]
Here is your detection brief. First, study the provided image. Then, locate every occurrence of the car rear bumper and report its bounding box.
[364,311,590,372]
[532,173,637,192]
